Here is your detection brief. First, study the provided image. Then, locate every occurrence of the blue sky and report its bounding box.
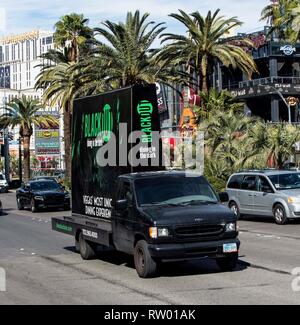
[0,0,270,36]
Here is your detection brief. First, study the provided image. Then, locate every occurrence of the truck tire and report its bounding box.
[134,240,158,278]
[273,204,288,225]
[216,253,238,272]
[79,232,96,260]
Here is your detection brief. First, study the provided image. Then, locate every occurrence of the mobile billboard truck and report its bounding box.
[52,84,240,278]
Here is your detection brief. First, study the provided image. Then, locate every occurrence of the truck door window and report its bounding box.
[119,182,133,205]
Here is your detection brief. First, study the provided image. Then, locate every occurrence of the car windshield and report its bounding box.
[30,181,60,191]
[135,176,218,207]
[268,173,300,190]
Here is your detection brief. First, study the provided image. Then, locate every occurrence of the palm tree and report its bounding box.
[37,14,92,180]
[158,9,257,93]
[91,10,177,88]
[261,0,299,41]
[0,96,58,181]
[54,13,93,63]
[248,122,300,168]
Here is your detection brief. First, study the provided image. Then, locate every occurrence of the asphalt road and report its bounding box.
[0,191,300,305]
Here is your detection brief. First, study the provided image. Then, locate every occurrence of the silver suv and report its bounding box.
[226,170,300,225]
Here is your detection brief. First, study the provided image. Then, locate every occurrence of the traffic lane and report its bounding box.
[239,216,300,239]
[0,212,73,259]
[0,251,298,305]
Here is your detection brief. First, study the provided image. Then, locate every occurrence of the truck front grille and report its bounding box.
[174,224,224,241]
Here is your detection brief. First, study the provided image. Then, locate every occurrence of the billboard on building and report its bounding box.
[35,115,60,155]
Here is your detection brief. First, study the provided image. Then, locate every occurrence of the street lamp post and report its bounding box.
[258,84,291,123]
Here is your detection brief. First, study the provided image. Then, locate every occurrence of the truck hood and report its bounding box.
[141,203,236,226]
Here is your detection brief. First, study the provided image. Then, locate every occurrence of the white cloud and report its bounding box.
[0,0,270,35]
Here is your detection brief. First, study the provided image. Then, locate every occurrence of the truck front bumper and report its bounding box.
[148,238,240,261]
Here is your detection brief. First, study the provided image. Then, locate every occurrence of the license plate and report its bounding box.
[223,243,237,253]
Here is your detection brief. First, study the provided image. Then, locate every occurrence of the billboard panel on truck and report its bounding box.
[71,84,163,220]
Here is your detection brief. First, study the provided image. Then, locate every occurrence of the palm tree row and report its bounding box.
[35,9,258,179]
[201,107,300,191]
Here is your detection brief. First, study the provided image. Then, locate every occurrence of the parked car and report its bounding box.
[226,170,300,225]
[0,173,9,193]
[16,180,71,213]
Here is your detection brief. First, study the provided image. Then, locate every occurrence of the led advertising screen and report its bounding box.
[71,84,163,219]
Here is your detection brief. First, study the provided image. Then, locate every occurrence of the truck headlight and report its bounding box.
[149,227,169,239]
[225,223,236,232]
[34,196,44,201]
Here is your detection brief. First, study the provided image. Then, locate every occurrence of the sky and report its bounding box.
[0,0,270,36]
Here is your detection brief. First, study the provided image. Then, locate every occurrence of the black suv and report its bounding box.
[16,180,70,213]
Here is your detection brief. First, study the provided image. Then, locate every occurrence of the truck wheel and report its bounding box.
[79,232,96,260]
[216,253,238,272]
[134,240,158,278]
[17,197,24,210]
[273,204,288,225]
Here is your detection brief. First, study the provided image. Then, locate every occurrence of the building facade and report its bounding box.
[214,27,300,122]
[0,30,65,174]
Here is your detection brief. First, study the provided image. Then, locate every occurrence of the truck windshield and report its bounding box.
[135,176,218,207]
[268,173,300,190]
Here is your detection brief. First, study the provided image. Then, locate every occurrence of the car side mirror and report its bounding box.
[262,186,273,193]
[115,199,128,211]
[24,186,30,192]
[219,192,229,203]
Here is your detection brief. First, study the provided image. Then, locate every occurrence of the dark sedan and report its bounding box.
[16,180,71,213]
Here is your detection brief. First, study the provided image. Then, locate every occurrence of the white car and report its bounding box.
[0,174,9,193]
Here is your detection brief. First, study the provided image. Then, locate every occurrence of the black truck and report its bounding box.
[52,85,240,278]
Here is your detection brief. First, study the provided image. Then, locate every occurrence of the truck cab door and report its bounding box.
[113,180,135,254]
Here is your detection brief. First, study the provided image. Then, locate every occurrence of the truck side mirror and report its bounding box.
[115,199,128,211]
[219,192,229,203]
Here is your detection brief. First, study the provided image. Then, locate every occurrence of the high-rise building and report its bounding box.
[0,30,64,175]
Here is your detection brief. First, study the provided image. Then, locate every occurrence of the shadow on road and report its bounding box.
[63,245,248,277]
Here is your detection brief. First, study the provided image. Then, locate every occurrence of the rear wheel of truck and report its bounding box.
[134,240,158,278]
[216,253,238,272]
[79,232,97,260]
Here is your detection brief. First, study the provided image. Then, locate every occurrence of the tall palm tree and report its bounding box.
[54,13,93,63]
[91,10,177,88]
[38,14,92,180]
[0,96,58,181]
[158,9,257,93]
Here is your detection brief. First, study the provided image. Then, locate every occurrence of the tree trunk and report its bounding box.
[23,135,31,182]
[201,56,209,94]
[64,100,72,181]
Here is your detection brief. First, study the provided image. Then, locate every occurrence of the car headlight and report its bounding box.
[288,197,300,204]
[225,223,236,232]
[64,194,70,199]
[34,196,44,201]
[149,227,169,239]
